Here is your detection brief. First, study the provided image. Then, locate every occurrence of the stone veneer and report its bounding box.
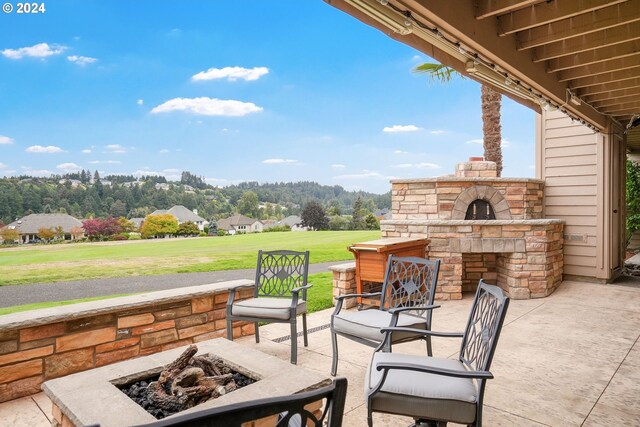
[0,280,255,403]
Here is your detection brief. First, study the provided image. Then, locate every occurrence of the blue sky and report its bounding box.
[0,0,536,194]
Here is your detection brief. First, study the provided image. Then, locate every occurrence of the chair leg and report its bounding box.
[290,320,297,364]
[330,330,338,376]
[426,335,433,357]
[226,319,233,341]
[367,405,373,427]
[302,313,308,347]
[255,322,260,343]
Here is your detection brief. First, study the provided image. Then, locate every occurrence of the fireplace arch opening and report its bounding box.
[465,199,496,220]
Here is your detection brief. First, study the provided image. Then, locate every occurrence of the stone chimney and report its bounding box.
[455,157,498,178]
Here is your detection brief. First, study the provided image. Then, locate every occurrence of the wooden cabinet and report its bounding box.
[348,238,430,306]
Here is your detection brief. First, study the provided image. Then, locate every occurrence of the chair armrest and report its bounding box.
[227,283,255,306]
[291,284,313,294]
[388,304,440,314]
[375,361,494,379]
[380,326,464,338]
[334,292,381,301]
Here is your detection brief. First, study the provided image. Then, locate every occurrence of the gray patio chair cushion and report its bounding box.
[333,310,426,342]
[231,298,307,320]
[365,353,478,425]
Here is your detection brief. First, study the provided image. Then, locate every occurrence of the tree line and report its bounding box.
[0,171,390,225]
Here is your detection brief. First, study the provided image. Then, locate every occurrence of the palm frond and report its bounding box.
[413,62,464,84]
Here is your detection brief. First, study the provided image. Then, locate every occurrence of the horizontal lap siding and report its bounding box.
[541,111,599,278]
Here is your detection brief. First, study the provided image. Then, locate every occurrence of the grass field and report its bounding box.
[0,231,378,286]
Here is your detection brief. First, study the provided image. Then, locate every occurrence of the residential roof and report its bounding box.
[4,214,83,234]
[279,215,303,228]
[216,214,261,230]
[149,206,206,223]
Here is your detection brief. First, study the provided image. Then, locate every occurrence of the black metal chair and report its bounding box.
[136,377,348,427]
[330,256,441,376]
[365,280,510,427]
[226,250,311,364]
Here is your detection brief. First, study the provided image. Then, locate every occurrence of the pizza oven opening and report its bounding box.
[465,199,496,220]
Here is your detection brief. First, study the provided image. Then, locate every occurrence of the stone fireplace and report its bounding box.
[381,158,564,300]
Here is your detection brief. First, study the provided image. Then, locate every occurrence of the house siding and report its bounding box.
[538,111,624,281]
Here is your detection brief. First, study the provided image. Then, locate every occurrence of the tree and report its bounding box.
[82,217,122,240]
[70,226,85,240]
[37,227,55,243]
[0,227,19,244]
[301,201,329,231]
[141,214,179,238]
[414,63,503,176]
[237,191,259,218]
[364,213,380,230]
[110,200,127,217]
[118,217,136,232]
[54,226,64,240]
[352,196,365,230]
[626,160,640,246]
[177,221,200,236]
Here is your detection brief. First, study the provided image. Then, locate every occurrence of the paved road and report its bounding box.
[0,261,349,308]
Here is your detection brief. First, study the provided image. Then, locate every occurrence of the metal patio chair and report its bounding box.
[137,377,348,427]
[226,250,311,364]
[365,280,510,427]
[330,256,441,376]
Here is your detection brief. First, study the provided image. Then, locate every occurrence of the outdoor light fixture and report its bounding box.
[568,90,582,106]
[625,114,640,134]
[342,0,411,35]
[465,61,534,101]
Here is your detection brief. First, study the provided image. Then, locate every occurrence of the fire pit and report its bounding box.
[42,339,330,427]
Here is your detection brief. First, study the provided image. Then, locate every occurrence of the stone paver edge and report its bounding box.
[0,279,254,330]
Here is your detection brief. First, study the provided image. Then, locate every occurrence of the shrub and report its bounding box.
[263,225,291,233]
[217,229,227,236]
[127,232,142,240]
[198,231,207,237]
[112,234,128,241]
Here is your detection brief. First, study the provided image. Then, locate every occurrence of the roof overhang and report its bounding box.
[326,0,640,132]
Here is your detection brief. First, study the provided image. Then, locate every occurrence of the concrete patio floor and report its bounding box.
[2,279,639,426]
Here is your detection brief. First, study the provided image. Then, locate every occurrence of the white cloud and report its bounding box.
[0,135,14,145]
[331,164,346,169]
[412,55,422,61]
[529,164,535,169]
[25,145,63,153]
[391,162,441,169]
[105,144,127,154]
[57,162,82,171]
[137,99,144,106]
[430,130,446,135]
[20,167,52,177]
[333,170,395,180]
[0,162,6,168]
[163,168,181,174]
[67,55,97,66]
[81,149,92,154]
[88,160,121,164]
[465,139,483,144]
[192,66,269,82]
[151,97,262,117]
[2,43,66,59]
[394,150,409,154]
[383,125,422,133]
[502,138,511,148]
[262,158,297,164]
[132,169,162,177]
[159,149,170,154]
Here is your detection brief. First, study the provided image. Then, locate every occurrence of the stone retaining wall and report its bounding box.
[329,263,357,309]
[0,280,255,403]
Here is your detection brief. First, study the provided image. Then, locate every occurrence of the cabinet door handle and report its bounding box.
[613,209,618,213]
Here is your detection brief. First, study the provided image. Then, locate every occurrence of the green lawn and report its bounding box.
[0,272,335,315]
[0,231,377,286]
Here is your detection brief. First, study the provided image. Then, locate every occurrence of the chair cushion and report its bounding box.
[332,309,426,342]
[365,353,478,424]
[231,298,306,320]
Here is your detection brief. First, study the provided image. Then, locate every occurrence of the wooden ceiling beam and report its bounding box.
[498,0,626,36]
[570,69,640,89]
[546,40,640,72]
[598,101,640,114]
[475,0,545,20]
[592,92,640,108]
[557,56,640,81]
[533,23,640,62]
[582,86,640,103]
[517,1,640,50]
[577,77,640,96]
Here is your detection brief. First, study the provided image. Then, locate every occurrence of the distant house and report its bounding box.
[276,215,308,232]
[58,179,84,188]
[129,218,145,230]
[374,208,391,221]
[216,214,263,235]
[155,183,170,191]
[149,205,209,231]
[1,213,83,243]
